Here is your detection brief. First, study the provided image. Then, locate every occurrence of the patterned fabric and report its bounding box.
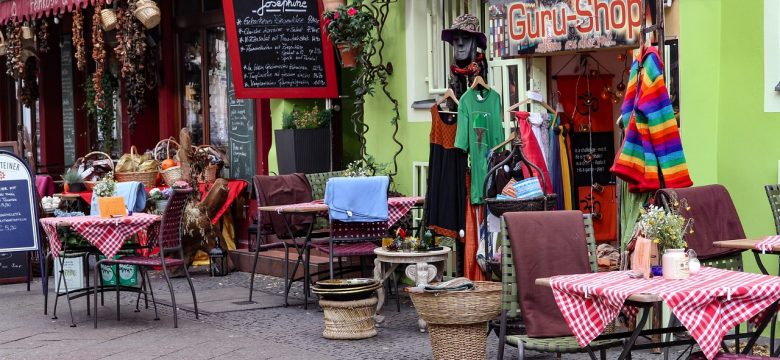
[440,14,487,50]
[611,46,692,192]
[548,267,780,359]
[41,213,160,259]
[755,235,780,253]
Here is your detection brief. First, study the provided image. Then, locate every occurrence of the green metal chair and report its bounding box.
[496,214,622,360]
[306,171,345,200]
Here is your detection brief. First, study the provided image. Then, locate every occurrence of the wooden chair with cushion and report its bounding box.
[497,213,621,360]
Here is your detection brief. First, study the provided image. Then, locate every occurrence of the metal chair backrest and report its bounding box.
[766,185,780,235]
[158,188,191,252]
[500,214,597,318]
[306,171,345,200]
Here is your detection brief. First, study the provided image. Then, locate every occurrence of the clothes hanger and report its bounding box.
[506,96,557,114]
[470,75,489,90]
[490,131,516,152]
[435,89,459,114]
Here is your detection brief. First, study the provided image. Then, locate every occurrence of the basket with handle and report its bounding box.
[134,0,161,29]
[73,151,114,191]
[195,145,228,184]
[154,138,182,186]
[0,30,7,56]
[100,8,118,31]
[114,146,158,188]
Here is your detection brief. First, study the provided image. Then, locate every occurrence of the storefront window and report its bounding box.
[182,31,204,145]
[207,27,228,149]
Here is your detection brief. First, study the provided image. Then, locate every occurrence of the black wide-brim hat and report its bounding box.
[441,14,488,50]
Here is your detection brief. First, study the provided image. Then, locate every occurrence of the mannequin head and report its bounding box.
[452,30,477,64]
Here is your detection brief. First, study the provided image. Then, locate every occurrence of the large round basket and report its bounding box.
[114,146,158,188]
[319,296,377,340]
[409,281,501,360]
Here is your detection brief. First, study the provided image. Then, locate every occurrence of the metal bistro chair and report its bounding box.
[93,188,198,328]
[496,213,622,360]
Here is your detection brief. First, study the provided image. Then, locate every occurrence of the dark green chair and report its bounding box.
[497,214,622,360]
[306,171,345,200]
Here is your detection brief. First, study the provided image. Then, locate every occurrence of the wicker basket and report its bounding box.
[195,145,227,184]
[484,194,557,216]
[319,296,377,340]
[410,281,501,360]
[73,151,114,191]
[134,0,161,29]
[100,9,118,31]
[154,138,182,185]
[0,31,7,56]
[114,146,158,188]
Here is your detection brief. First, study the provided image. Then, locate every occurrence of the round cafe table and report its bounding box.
[373,246,450,332]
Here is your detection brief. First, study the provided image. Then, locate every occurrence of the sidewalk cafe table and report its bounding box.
[39,213,161,326]
[372,246,450,332]
[257,197,423,308]
[535,267,780,359]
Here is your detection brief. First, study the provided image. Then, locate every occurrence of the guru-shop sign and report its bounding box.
[494,0,645,57]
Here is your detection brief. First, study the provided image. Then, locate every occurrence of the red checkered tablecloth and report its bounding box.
[40,213,161,259]
[548,267,780,360]
[755,235,780,252]
[269,196,421,228]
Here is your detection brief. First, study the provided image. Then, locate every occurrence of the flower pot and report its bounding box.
[67,183,86,193]
[323,0,346,11]
[336,42,362,68]
[662,249,689,280]
[274,128,331,174]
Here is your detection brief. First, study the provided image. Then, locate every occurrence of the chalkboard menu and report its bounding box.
[571,132,615,187]
[0,252,27,284]
[227,57,257,182]
[0,151,40,252]
[222,0,338,99]
[61,39,76,166]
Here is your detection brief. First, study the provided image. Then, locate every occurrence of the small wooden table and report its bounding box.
[713,239,776,275]
[373,246,450,332]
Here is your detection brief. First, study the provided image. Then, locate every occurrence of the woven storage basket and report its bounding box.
[410,281,501,360]
[134,0,161,29]
[73,151,114,191]
[100,9,118,31]
[0,31,7,56]
[319,296,377,340]
[115,146,158,188]
[195,145,226,184]
[154,138,182,185]
[484,194,557,216]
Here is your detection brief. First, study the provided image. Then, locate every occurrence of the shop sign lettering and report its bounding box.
[490,0,646,57]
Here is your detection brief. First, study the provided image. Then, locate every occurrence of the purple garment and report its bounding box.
[36,175,54,198]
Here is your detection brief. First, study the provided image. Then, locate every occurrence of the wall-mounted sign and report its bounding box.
[489,0,647,57]
[222,0,338,99]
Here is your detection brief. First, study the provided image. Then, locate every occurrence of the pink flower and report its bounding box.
[348,7,358,16]
[333,12,340,20]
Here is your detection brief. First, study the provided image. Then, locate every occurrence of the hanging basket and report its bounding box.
[20,26,33,41]
[100,9,118,31]
[0,31,7,56]
[134,0,161,29]
[335,42,363,68]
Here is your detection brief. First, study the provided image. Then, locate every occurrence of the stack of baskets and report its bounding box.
[409,281,502,360]
[313,278,381,340]
[154,138,183,186]
[114,146,158,188]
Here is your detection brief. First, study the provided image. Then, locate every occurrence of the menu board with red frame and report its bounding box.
[222,0,338,99]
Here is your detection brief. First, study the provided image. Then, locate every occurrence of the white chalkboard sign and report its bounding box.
[0,151,40,252]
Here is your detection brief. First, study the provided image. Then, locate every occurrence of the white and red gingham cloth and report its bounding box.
[269,196,422,228]
[40,213,161,259]
[548,267,780,360]
[755,235,780,252]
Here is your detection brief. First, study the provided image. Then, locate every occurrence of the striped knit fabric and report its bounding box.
[611,46,692,192]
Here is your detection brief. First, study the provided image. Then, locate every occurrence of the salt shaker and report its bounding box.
[688,249,700,275]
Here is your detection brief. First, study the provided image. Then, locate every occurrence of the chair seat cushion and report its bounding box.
[101,256,184,267]
[310,241,378,257]
[506,334,622,353]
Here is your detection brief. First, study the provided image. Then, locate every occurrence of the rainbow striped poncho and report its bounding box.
[611,46,692,192]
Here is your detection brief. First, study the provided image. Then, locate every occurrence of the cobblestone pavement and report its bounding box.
[0,268,761,359]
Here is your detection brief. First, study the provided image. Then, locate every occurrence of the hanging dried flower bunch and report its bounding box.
[5,23,21,77]
[118,0,147,130]
[92,4,106,109]
[19,57,38,107]
[72,8,86,71]
[37,19,49,53]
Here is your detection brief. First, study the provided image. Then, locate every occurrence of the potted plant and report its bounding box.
[322,4,375,68]
[637,196,694,280]
[275,106,333,174]
[62,169,86,193]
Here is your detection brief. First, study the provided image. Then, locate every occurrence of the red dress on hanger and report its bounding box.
[515,111,553,194]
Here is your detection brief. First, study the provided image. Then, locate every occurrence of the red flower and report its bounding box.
[396,228,406,238]
[333,12,340,20]
[348,7,358,16]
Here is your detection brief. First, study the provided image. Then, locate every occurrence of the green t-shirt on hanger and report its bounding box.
[455,87,504,204]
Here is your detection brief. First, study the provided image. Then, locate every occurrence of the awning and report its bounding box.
[0,0,109,25]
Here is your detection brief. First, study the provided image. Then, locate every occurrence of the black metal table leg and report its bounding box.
[618,306,651,360]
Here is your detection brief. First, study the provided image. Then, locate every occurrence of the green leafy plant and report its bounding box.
[637,196,694,251]
[282,106,331,130]
[61,169,84,184]
[282,111,297,130]
[344,155,389,177]
[322,3,376,49]
[85,71,119,154]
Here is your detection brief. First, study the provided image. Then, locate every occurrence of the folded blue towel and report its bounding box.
[512,177,544,200]
[90,181,147,216]
[325,176,389,222]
